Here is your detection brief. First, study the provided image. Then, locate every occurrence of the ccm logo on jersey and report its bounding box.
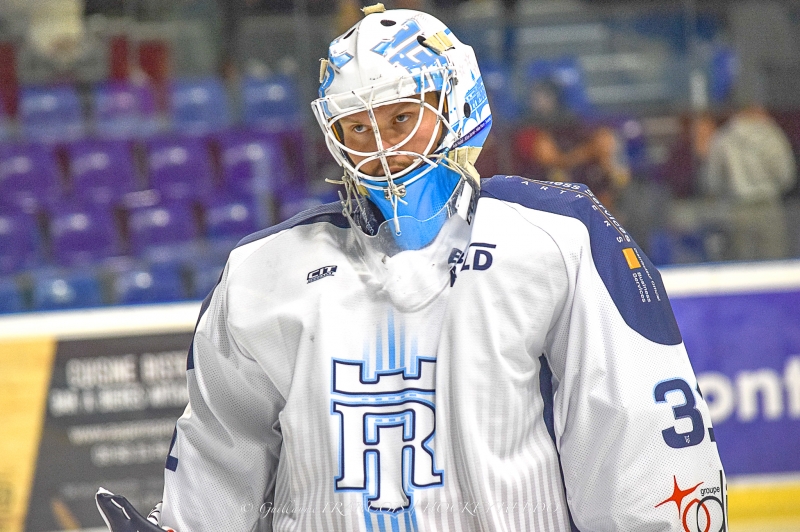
[308,265,337,283]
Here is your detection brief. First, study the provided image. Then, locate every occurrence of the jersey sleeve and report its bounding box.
[543,196,726,530]
[160,262,284,531]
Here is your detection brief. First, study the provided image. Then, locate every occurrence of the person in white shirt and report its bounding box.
[704,103,797,260]
[98,5,726,531]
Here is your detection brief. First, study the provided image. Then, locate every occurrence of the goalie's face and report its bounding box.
[337,92,443,178]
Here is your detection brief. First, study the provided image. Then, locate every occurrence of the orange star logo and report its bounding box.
[655,476,703,519]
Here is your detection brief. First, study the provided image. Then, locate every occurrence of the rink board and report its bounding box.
[0,304,198,532]
[0,261,799,530]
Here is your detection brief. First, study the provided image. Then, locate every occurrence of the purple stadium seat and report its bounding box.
[217,130,288,197]
[170,77,230,136]
[48,202,120,267]
[276,184,331,223]
[0,143,62,213]
[145,136,213,201]
[67,138,137,205]
[238,75,309,187]
[20,85,85,143]
[0,209,41,274]
[126,199,198,258]
[93,80,160,139]
[204,193,260,242]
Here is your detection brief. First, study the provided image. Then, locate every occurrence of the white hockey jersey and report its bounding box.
[161,176,726,532]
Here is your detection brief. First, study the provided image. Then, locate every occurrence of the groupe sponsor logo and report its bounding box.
[697,355,800,424]
[656,471,726,532]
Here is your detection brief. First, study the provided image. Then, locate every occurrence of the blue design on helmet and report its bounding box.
[311,9,493,250]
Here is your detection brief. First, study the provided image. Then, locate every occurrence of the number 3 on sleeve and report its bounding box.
[654,378,705,449]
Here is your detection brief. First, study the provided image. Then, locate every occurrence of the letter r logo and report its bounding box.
[331,358,443,512]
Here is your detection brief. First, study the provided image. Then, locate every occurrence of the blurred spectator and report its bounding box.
[659,112,718,199]
[28,0,86,68]
[703,104,797,260]
[514,80,630,215]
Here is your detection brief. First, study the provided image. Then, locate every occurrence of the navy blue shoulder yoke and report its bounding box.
[189,200,349,371]
[235,201,348,249]
[481,175,682,346]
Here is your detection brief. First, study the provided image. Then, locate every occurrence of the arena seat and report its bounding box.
[145,135,213,201]
[93,80,160,139]
[204,194,260,243]
[479,61,522,123]
[112,260,186,304]
[67,138,138,206]
[170,77,230,136]
[708,45,738,105]
[0,277,24,314]
[48,202,120,267]
[188,258,225,300]
[0,142,62,213]
[31,269,104,311]
[126,199,199,260]
[0,209,41,275]
[242,75,300,132]
[525,56,592,116]
[19,85,84,143]
[217,129,287,197]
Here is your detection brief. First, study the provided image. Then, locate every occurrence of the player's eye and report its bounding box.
[395,113,411,124]
[352,124,369,134]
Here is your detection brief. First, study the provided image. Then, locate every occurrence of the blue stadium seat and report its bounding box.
[126,199,199,260]
[93,80,160,139]
[647,226,730,265]
[479,61,521,123]
[32,269,104,311]
[525,57,592,117]
[48,202,121,267]
[0,143,62,213]
[68,138,138,206]
[189,258,225,300]
[449,20,506,65]
[708,46,739,105]
[0,276,24,314]
[0,209,41,274]
[242,75,301,132]
[19,85,85,143]
[112,260,186,304]
[145,135,213,201]
[170,78,230,136]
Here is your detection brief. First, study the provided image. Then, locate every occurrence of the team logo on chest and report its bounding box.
[331,343,443,513]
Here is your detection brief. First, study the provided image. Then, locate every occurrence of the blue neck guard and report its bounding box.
[362,163,461,251]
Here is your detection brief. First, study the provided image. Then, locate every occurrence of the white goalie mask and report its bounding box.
[311,6,492,252]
